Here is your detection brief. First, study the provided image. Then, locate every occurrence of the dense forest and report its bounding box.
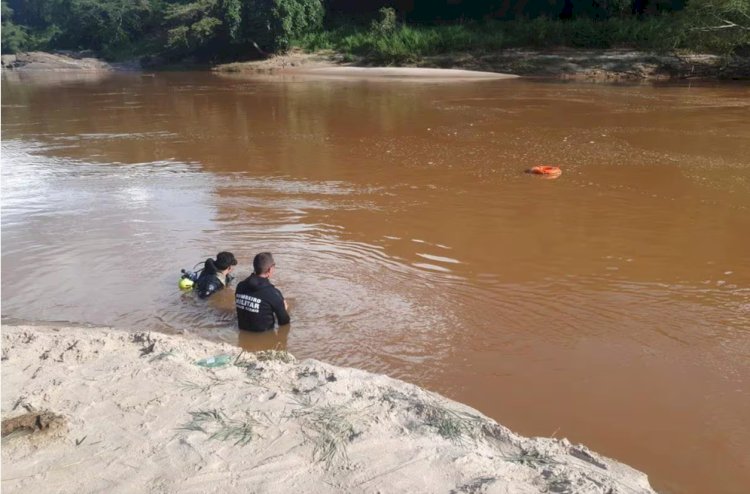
[2,0,749,62]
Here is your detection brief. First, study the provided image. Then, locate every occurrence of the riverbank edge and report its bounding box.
[214,48,750,81]
[3,49,749,81]
[1,324,656,493]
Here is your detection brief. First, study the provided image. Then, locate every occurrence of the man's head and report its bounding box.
[215,251,238,272]
[253,252,276,277]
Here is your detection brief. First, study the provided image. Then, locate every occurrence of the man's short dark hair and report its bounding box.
[253,252,275,275]
[215,251,237,270]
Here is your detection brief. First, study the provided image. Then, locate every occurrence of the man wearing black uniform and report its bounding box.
[235,252,290,332]
[195,251,237,299]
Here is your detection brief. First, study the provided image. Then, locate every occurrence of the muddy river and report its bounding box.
[2,71,749,493]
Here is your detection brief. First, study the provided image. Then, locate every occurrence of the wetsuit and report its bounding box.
[195,261,231,299]
[235,274,290,332]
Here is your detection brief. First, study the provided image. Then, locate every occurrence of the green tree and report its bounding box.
[224,0,242,40]
[242,0,325,52]
[6,0,157,52]
[164,0,324,56]
[164,0,223,50]
[2,1,30,53]
[370,6,397,38]
[683,0,750,53]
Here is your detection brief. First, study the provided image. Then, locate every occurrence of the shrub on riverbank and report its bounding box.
[297,6,750,63]
[682,0,750,54]
[298,17,681,64]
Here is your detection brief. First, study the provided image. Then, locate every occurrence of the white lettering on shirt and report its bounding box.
[236,294,261,313]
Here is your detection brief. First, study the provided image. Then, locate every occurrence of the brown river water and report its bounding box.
[2,71,749,493]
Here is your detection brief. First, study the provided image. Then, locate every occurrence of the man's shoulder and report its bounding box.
[257,283,283,301]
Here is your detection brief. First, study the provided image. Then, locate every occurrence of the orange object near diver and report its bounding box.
[527,165,562,178]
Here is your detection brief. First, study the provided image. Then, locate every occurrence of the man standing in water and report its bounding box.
[235,252,290,332]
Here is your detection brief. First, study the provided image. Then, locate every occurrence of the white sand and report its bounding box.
[294,67,518,80]
[1,325,655,493]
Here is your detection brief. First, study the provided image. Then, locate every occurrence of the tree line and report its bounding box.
[2,0,748,58]
[1,0,325,58]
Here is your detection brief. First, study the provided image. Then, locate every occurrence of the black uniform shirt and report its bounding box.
[235,274,290,332]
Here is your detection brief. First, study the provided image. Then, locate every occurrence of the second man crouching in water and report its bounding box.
[235,252,290,332]
[195,251,237,299]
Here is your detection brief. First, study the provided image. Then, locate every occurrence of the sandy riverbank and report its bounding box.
[1,51,113,72]
[214,48,750,81]
[1,325,655,493]
[4,49,748,81]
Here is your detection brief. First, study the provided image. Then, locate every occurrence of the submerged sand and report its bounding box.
[1,325,655,493]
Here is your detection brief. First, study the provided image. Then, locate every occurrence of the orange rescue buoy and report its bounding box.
[527,165,562,178]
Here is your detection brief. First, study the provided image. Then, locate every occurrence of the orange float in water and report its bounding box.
[527,165,562,178]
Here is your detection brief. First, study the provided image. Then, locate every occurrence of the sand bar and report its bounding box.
[294,66,518,80]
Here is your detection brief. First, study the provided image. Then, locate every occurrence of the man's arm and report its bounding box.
[270,289,290,326]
